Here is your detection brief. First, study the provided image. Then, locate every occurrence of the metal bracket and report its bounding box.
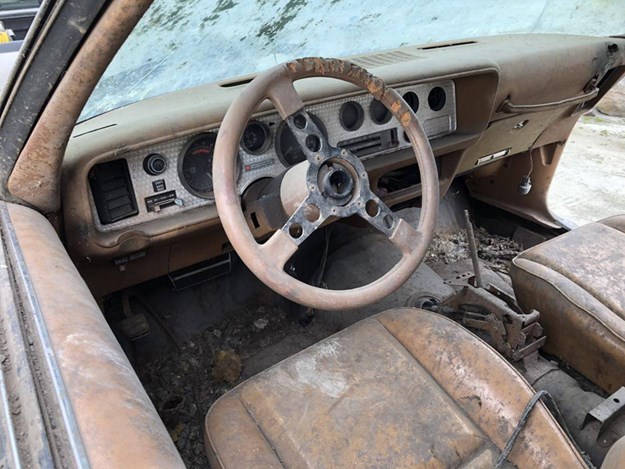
[583,387,625,435]
[439,285,545,361]
[443,271,474,287]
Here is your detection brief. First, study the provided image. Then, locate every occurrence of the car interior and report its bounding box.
[1,1,625,468]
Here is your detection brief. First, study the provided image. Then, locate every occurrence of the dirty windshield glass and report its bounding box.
[81,0,625,120]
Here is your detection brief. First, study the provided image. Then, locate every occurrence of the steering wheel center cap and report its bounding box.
[319,161,356,205]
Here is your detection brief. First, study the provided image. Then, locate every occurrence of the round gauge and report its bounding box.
[275,113,327,167]
[178,133,218,199]
[241,120,271,154]
[370,99,392,125]
[403,91,420,113]
[428,86,446,111]
[339,101,364,131]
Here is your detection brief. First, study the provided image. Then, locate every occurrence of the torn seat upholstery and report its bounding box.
[512,215,625,393]
[204,308,586,468]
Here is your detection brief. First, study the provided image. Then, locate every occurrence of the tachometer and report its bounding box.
[179,133,218,199]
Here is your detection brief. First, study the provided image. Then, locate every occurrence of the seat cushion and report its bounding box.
[511,215,625,393]
[205,308,586,468]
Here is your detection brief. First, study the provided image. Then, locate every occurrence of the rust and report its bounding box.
[441,285,545,361]
[7,0,154,214]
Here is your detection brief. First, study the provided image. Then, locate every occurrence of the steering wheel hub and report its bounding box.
[319,161,355,205]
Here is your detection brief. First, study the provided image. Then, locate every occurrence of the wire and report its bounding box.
[495,390,595,468]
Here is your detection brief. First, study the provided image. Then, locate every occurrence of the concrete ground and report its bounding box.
[549,86,625,227]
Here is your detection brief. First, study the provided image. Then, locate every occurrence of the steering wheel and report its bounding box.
[213,58,439,311]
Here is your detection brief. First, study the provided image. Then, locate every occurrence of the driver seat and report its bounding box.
[204,308,586,468]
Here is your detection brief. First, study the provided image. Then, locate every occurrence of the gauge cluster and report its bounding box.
[89,80,456,232]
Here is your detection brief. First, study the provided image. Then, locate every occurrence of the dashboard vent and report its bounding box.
[351,50,422,68]
[338,129,399,158]
[89,159,139,225]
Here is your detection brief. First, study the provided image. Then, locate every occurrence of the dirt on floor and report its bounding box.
[136,304,334,468]
[133,222,523,468]
[426,226,522,273]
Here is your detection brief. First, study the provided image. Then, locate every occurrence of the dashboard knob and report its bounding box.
[143,153,167,175]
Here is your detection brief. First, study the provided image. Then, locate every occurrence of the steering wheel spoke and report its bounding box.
[267,76,333,165]
[266,76,305,120]
[280,194,332,246]
[284,111,333,164]
[357,194,421,254]
[259,229,299,271]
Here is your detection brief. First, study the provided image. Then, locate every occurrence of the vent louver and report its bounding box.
[89,159,139,225]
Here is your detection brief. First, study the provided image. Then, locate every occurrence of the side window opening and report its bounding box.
[549,78,625,226]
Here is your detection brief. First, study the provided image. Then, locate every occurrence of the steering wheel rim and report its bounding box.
[214,57,439,311]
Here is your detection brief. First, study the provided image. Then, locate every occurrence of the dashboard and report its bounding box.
[87,81,456,232]
[62,34,625,298]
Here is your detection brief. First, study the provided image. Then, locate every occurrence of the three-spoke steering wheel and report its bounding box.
[214,58,438,310]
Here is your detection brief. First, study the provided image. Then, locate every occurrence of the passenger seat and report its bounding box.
[511,215,625,393]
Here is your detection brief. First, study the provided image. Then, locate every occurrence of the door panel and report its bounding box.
[2,202,183,468]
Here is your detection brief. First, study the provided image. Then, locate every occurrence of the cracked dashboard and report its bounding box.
[86,80,456,233]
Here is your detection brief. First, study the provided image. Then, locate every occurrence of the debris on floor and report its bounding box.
[426,226,522,272]
[133,222,523,468]
[253,318,269,330]
[211,349,242,384]
[136,305,334,468]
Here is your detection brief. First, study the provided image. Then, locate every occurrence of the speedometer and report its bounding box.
[179,133,218,199]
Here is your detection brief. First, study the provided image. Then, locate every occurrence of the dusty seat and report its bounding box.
[204,308,586,468]
[511,215,625,393]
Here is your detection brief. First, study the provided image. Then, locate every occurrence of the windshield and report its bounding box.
[81,0,625,121]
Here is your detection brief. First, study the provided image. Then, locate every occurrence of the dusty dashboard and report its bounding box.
[87,80,457,233]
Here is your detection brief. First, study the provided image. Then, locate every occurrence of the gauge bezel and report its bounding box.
[241,120,271,155]
[178,132,219,200]
[369,98,392,125]
[339,101,365,131]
